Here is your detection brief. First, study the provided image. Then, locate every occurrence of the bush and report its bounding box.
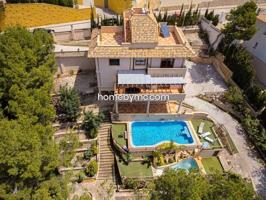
[225,86,244,105]
[82,111,104,139]
[77,171,86,183]
[246,85,266,110]
[83,149,93,160]
[123,178,139,189]
[58,86,81,122]
[123,178,146,189]
[91,142,98,155]
[85,160,98,177]
[79,193,92,200]
[205,10,219,26]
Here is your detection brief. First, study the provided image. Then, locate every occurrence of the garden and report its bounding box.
[54,85,105,182]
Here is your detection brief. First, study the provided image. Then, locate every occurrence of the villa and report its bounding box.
[89,8,225,162]
[89,8,195,118]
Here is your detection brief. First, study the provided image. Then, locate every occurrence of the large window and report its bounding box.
[135,58,146,65]
[109,59,120,66]
[161,58,174,68]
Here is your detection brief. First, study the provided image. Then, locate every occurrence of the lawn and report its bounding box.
[117,158,153,178]
[0,3,93,29]
[112,123,127,148]
[191,119,221,148]
[201,157,223,174]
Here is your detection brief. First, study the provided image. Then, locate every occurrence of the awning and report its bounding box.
[117,70,186,85]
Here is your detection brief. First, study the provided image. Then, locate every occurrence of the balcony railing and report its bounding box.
[147,67,187,77]
[114,85,184,94]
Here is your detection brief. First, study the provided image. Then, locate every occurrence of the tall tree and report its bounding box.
[223,1,257,45]
[58,86,81,122]
[150,170,260,200]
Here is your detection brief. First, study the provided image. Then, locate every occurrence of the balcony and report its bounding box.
[147,67,187,77]
[115,85,184,94]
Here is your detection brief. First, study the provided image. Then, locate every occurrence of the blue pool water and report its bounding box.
[171,158,199,171]
[131,121,194,147]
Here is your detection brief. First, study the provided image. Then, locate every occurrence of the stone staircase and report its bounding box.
[97,122,115,181]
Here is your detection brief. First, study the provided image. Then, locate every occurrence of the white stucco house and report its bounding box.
[244,14,266,87]
[88,8,195,116]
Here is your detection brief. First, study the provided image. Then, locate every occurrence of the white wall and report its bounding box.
[244,20,266,64]
[200,17,224,51]
[244,19,266,87]
[29,20,91,33]
[97,58,132,91]
[56,57,95,74]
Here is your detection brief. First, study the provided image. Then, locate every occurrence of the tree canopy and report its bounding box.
[0,27,67,199]
[150,170,260,200]
[57,86,81,122]
[223,1,257,45]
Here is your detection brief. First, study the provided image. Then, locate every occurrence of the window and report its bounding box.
[161,58,174,68]
[135,58,146,65]
[109,59,120,66]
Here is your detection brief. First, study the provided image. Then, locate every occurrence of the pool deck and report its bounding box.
[126,120,202,153]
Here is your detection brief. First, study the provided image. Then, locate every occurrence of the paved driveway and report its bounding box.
[184,60,227,97]
[185,97,266,199]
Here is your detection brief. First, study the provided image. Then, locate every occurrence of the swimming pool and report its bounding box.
[171,158,199,171]
[131,121,194,147]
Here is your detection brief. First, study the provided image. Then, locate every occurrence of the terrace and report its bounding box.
[99,26,183,47]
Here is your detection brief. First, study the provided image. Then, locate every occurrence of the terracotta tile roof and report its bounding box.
[257,14,266,23]
[89,31,194,58]
[88,8,195,58]
[130,13,158,44]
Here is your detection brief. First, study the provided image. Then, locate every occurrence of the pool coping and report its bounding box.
[127,120,202,152]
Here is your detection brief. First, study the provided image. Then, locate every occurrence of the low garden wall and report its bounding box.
[114,112,209,122]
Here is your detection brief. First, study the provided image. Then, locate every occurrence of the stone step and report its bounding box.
[100,147,112,151]
[99,166,113,170]
[100,152,114,155]
[100,160,115,164]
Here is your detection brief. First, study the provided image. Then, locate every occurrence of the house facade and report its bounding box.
[89,8,195,115]
[244,14,266,87]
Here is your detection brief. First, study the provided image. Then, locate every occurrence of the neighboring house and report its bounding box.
[244,14,266,87]
[89,8,195,115]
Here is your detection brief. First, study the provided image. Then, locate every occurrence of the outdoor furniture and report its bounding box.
[204,136,214,143]
[199,132,211,138]
[198,122,205,134]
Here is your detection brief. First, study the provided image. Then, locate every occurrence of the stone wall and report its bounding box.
[190,54,233,83]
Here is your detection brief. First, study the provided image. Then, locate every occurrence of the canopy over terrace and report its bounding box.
[114,70,186,114]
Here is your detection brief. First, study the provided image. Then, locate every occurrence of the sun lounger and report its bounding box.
[204,136,214,143]
[198,122,205,134]
[199,132,211,138]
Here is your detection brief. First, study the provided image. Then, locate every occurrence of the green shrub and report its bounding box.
[246,85,266,110]
[58,86,81,122]
[123,178,139,189]
[91,142,98,155]
[83,149,93,160]
[225,86,244,105]
[82,111,104,139]
[79,193,92,200]
[123,178,147,189]
[85,160,98,177]
[77,171,86,183]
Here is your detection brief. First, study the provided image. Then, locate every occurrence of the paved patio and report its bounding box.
[184,60,227,97]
